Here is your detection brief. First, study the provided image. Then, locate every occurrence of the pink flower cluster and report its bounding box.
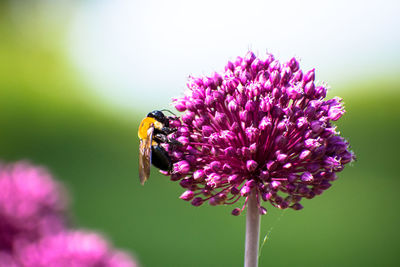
[0,162,137,267]
[167,51,354,215]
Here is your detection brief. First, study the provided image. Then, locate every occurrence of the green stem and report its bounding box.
[244,190,260,267]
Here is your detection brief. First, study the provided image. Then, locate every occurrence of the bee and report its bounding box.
[138,110,179,185]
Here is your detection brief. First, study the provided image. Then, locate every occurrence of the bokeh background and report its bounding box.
[1,0,399,266]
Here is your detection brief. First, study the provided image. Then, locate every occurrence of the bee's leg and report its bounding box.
[167,116,179,122]
[161,126,177,135]
[153,133,169,143]
[168,138,182,147]
[154,133,182,147]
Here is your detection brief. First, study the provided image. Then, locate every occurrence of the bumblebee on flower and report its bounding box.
[157,51,354,215]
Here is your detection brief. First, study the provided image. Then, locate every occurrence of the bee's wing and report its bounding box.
[139,125,154,185]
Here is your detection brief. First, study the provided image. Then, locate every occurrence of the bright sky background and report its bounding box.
[68,0,400,113]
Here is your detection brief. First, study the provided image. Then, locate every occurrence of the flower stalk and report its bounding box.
[245,189,261,267]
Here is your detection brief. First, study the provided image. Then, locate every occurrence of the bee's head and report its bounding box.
[147,110,169,126]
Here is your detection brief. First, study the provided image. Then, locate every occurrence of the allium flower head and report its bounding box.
[167,51,354,215]
[15,230,137,267]
[0,162,67,251]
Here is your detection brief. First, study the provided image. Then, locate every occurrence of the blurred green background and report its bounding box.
[1,1,399,266]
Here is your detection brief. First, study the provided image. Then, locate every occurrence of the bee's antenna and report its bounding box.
[160,109,177,117]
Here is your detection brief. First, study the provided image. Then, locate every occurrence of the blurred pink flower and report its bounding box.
[0,161,139,266]
[0,252,19,267]
[15,230,137,267]
[0,162,67,251]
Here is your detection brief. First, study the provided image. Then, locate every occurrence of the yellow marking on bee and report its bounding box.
[138,117,163,140]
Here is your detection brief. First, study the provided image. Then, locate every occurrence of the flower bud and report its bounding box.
[240,186,251,197]
[291,203,304,210]
[193,170,205,181]
[315,86,327,99]
[180,190,194,201]
[288,57,299,72]
[293,70,303,82]
[266,160,278,171]
[228,174,241,184]
[179,178,193,188]
[301,172,314,182]
[259,206,268,215]
[210,161,222,171]
[304,68,315,83]
[225,61,235,71]
[202,126,214,137]
[246,160,258,172]
[304,81,315,97]
[174,160,190,174]
[271,181,281,189]
[245,51,256,65]
[231,186,240,195]
[245,100,256,112]
[299,150,311,160]
[232,208,241,216]
[259,116,272,131]
[276,153,288,163]
[262,192,273,201]
[174,101,187,112]
[223,163,232,174]
[182,112,195,124]
[281,67,292,85]
[269,60,281,71]
[328,105,345,121]
[269,71,281,87]
[228,100,238,112]
[191,197,204,207]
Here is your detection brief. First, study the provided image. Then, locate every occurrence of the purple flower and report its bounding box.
[0,252,19,267]
[0,162,67,251]
[166,51,355,215]
[15,230,137,267]
[0,162,138,267]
